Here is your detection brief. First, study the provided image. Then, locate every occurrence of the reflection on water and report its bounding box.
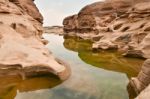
[0,74,61,99]
[1,34,144,99]
[63,35,144,78]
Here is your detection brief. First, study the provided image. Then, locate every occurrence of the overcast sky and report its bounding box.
[35,0,102,26]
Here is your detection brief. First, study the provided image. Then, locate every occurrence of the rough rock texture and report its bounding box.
[63,0,150,59]
[128,59,150,98]
[0,0,70,80]
[63,0,150,98]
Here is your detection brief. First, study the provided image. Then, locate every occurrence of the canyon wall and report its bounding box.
[63,0,150,98]
[0,0,70,80]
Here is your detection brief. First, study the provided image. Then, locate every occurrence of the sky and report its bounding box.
[35,0,102,26]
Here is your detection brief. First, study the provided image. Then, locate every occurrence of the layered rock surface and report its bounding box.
[0,0,70,80]
[63,0,150,98]
[128,59,150,99]
[63,0,150,59]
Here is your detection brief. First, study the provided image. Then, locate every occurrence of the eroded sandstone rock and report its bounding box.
[63,0,150,97]
[128,59,150,98]
[63,0,150,59]
[136,84,150,99]
[0,0,70,80]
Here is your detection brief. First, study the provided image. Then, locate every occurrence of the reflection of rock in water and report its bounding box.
[0,70,62,99]
[34,34,129,99]
[63,35,144,78]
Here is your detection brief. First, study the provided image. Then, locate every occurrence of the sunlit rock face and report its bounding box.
[0,0,70,80]
[9,0,43,23]
[63,0,150,59]
[136,83,150,99]
[63,0,150,98]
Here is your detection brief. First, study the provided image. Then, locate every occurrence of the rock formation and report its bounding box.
[128,59,150,98]
[63,0,150,98]
[0,0,70,81]
[44,26,64,35]
[63,0,150,59]
[136,82,150,99]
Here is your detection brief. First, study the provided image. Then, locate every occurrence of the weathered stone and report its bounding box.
[9,0,43,23]
[63,0,150,97]
[0,0,70,81]
[63,0,150,59]
[63,15,78,32]
[128,59,150,97]
[136,84,150,99]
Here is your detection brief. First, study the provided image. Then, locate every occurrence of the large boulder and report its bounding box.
[63,15,78,32]
[0,0,70,80]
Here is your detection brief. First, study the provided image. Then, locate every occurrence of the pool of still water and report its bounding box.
[0,34,144,99]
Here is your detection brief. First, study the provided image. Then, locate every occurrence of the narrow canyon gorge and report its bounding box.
[0,0,150,99]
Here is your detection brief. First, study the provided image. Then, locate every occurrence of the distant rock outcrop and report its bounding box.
[63,0,150,98]
[44,26,64,35]
[0,0,70,81]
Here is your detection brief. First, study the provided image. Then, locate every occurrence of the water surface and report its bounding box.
[1,33,144,99]
[22,33,142,99]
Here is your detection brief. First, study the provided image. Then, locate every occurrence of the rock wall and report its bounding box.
[63,0,150,98]
[63,0,150,59]
[0,0,70,80]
